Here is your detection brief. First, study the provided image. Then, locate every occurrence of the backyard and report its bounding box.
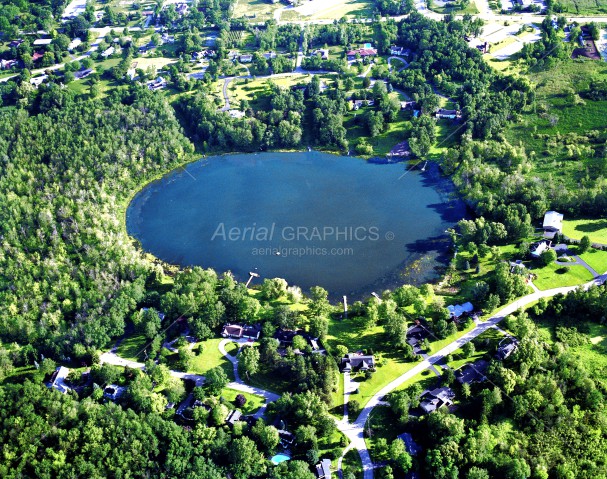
[563,218,607,245]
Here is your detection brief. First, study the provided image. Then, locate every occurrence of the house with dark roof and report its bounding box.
[406,323,430,349]
[274,328,320,351]
[221,323,261,340]
[419,387,455,413]
[103,384,126,401]
[339,353,375,373]
[435,108,462,120]
[455,359,489,385]
[315,458,332,478]
[496,339,518,360]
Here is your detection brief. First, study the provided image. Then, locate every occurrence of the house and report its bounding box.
[228,50,239,60]
[496,339,518,360]
[400,101,417,110]
[141,10,155,16]
[346,48,377,60]
[447,302,474,319]
[101,46,115,58]
[176,3,189,16]
[397,432,422,456]
[312,48,329,60]
[419,387,455,413]
[455,359,489,385]
[530,240,551,258]
[476,42,490,54]
[221,323,262,340]
[68,38,82,51]
[263,51,277,59]
[543,211,564,233]
[406,323,430,349]
[32,51,44,62]
[9,39,24,49]
[239,54,253,63]
[33,38,52,46]
[30,75,47,87]
[315,458,332,478]
[103,384,125,401]
[274,328,320,351]
[0,59,18,70]
[226,409,243,426]
[161,33,175,44]
[228,110,246,119]
[435,108,462,120]
[339,353,375,373]
[509,259,526,273]
[390,45,410,57]
[48,366,71,394]
[351,99,374,110]
[147,77,167,91]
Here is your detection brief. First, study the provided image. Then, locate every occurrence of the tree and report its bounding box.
[539,248,557,266]
[252,419,280,452]
[389,439,412,473]
[462,341,475,358]
[579,235,591,253]
[229,436,267,479]
[241,345,260,378]
[261,277,288,300]
[205,366,228,395]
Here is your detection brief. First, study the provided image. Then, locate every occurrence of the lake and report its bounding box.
[126,151,467,298]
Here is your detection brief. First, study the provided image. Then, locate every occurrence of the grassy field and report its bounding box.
[280,0,374,21]
[342,448,363,479]
[549,0,607,14]
[578,248,607,274]
[116,333,148,362]
[505,59,607,188]
[532,261,594,290]
[233,0,282,22]
[189,338,238,379]
[221,387,265,414]
[563,218,607,245]
[428,0,480,14]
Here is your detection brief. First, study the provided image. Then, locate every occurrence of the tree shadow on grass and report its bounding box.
[574,219,607,233]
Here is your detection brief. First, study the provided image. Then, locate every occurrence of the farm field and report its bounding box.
[551,0,607,14]
[280,0,374,21]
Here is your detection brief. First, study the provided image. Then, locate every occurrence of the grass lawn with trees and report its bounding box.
[563,218,607,245]
[578,248,607,274]
[531,261,594,290]
[221,387,265,414]
[189,338,238,380]
[116,333,148,362]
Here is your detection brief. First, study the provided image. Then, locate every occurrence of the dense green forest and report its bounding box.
[0,88,193,356]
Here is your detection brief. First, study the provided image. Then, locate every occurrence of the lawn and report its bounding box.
[428,0,479,14]
[330,373,345,418]
[280,0,374,21]
[578,248,607,275]
[189,338,238,380]
[563,218,607,245]
[233,0,283,22]
[221,387,265,414]
[549,0,607,14]
[504,60,607,189]
[531,261,594,290]
[116,333,148,362]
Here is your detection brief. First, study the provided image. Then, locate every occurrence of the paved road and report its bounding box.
[99,347,279,418]
[336,273,607,479]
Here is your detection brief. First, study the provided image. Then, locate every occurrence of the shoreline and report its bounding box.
[123,151,466,301]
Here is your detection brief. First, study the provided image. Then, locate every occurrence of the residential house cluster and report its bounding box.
[221,323,262,340]
[338,352,375,373]
[346,48,377,61]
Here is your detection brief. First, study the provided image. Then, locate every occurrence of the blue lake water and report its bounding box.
[126,151,467,298]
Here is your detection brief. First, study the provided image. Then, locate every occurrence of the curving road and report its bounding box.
[336,273,607,479]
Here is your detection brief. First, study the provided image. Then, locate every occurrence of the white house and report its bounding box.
[543,211,564,233]
[530,240,551,258]
[48,366,71,394]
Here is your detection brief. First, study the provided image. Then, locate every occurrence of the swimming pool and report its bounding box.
[270,453,290,465]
